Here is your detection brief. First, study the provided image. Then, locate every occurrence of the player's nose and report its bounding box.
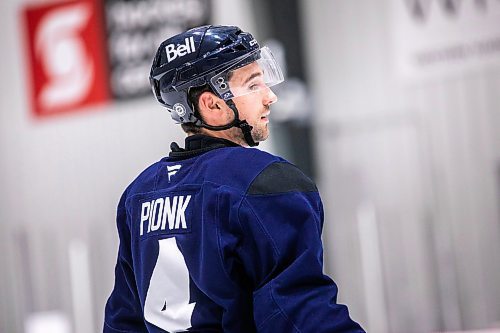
[264,87,278,105]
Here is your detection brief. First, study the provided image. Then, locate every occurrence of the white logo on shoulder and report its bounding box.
[165,36,196,63]
[140,195,192,235]
[167,165,181,182]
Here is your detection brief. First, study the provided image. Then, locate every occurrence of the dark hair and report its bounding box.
[182,85,214,134]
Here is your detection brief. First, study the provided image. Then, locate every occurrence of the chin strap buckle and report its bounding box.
[237,120,258,147]
[225,99,259,147]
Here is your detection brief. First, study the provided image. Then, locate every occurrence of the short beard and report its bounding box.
[225,105,270,146]
[250,125,268,142]
[224,122,268,146]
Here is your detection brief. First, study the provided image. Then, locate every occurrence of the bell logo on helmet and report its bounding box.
[173,103,186,117]
[165,36,196,63]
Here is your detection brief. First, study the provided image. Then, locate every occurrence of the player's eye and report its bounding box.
[248,78,265,91]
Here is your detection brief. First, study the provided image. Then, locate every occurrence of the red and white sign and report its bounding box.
[22,0,110,117]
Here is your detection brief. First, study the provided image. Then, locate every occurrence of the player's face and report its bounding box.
[228,62,278,143]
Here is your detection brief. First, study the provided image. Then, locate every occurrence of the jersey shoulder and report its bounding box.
[247,161,317,195]
[198,147,283,192]
[202,147,316,195]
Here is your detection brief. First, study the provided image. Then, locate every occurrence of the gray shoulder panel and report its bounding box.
[247,162,317,195]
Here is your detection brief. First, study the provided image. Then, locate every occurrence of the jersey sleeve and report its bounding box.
[104,192,147,333]
[236,162,365,333]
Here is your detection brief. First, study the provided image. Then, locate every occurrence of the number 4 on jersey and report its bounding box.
[144,238,195,332]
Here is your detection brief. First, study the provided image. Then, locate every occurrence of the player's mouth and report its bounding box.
[260,112,270,123]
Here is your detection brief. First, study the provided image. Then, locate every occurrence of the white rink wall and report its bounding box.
[302,0,500,332]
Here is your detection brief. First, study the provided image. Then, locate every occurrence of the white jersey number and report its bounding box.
[144,238,195,332]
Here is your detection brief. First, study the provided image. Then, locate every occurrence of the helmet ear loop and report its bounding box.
[187,86,203,125]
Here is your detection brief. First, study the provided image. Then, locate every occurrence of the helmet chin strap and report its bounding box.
[199,99,259,147]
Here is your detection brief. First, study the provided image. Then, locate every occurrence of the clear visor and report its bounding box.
[210,46,284,100]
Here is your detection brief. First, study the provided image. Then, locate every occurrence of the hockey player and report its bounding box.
[104,25,365,333]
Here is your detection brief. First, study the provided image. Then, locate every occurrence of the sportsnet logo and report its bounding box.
[22,0,109,116]
[165,36,196,62]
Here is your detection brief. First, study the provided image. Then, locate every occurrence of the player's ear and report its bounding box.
[198,92,224,120]
[198,92,216,111]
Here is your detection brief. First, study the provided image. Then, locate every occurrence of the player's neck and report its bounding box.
[196,128,248,147]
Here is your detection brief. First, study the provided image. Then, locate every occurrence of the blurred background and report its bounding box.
[1,0,500,332]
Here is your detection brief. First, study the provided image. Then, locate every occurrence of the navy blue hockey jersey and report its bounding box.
[104,135,365,333]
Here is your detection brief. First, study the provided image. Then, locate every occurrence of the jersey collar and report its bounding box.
[168,134,240,160]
